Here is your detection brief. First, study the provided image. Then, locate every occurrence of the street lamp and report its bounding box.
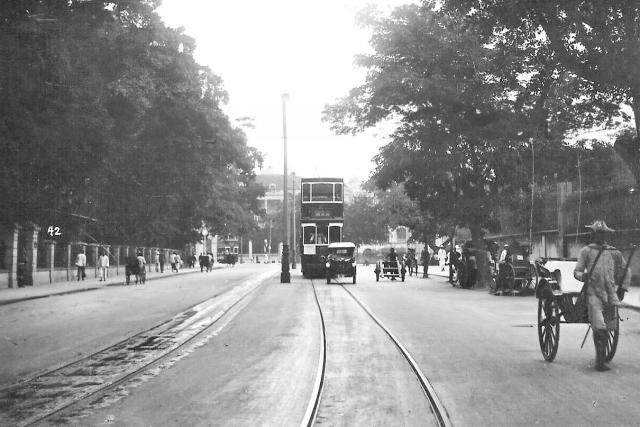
[281,93,291,283]
[200,225,209,256]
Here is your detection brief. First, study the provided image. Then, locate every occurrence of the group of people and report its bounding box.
[75,249,110,282]
[73,248,185,283]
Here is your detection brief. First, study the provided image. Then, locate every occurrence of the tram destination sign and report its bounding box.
[312,209,332,218]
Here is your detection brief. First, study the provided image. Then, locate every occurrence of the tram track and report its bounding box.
[305,279,452,427]
[0,270,277,427]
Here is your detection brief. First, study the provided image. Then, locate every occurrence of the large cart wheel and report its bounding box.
[519,264,538,295]
[604,307,620,363]
[458,264,468,288]
[538,293,560,362]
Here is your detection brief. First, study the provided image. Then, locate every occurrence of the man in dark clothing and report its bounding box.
[449,246,460,283]
[159,251,166,273]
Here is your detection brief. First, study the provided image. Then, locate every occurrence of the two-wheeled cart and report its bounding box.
[535,246,636,362]
[497,242,537,295]
[375,259,406,282]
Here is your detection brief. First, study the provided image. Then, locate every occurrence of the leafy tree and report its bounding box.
[445,0,640,179]
[344,193,388,245]
[0,0,264,248]
[324,4,534,248]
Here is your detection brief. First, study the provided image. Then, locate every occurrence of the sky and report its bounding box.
[156,0,414,185]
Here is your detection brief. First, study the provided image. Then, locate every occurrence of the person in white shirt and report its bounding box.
[170,252,177,272]
[75,249,87,281]
[438,246,447,271]
[136,251,147,284]
[98,252,109,281]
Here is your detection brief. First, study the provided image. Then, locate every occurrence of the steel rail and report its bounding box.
[9,272,276,427]
[339,284,453,427]
[299,280,327,427]
[0,279,245,393]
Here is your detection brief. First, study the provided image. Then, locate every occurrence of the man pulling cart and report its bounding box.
[573,220,630,371]
[536,220,633,371]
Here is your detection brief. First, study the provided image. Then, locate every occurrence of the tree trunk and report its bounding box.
[613,96,640,184]
[470,223,491,289]
[633,97,640,148]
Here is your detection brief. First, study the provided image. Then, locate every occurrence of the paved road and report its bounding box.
[4,264,640,426]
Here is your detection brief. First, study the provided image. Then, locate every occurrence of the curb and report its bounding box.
[0,267,221,306]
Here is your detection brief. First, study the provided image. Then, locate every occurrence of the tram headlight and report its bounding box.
[325,262,330,268]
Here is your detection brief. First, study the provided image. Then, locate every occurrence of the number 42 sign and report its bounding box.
[47,226,62,237]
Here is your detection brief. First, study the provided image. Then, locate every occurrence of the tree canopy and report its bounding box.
[324,2,630,246]
[446,0,640,178]
[0,0,263,247]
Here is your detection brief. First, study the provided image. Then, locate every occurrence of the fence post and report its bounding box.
[66,243,71,281]
[115,246,120,276]
[26,224,40,286]
[7,223,20,288]
[46,240,55,284]
[557,181,572,258]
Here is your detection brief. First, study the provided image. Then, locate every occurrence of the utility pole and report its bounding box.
[292,171,297,269]
[281,93,291,283]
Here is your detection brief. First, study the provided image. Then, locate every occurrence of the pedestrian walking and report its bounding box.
[155,251,160,272]
[136,251,147,284]
[573,220,630,371]
[175,253,182,272]
[438,246,446,272]
[170,251,177,272]
[421,246,431,278]
[98,251,109,281]
[75,248,87,281]
[159,251,166,273]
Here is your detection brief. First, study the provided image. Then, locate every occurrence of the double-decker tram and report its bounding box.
[300,178,344,278]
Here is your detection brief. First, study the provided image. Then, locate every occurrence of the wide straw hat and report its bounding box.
[585,220,614,233]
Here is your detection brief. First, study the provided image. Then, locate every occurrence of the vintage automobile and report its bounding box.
[324,242,357,284]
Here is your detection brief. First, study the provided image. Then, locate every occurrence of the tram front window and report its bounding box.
[334,183,343,201]
[329,226,341,244]
[312,183,333,201]
[317,225,328,244]
[302,183,310,202]
[304,227,316,244]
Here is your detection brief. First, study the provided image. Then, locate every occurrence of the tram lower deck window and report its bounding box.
[304,227,316,244]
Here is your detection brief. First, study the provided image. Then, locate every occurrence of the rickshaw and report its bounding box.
[496,241,537,295]
[125,255,145,285]
[535,246,636,362]
[375,257,406,282]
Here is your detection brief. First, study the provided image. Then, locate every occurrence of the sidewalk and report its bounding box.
[424,264,640,310]
[0,265,224,306]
